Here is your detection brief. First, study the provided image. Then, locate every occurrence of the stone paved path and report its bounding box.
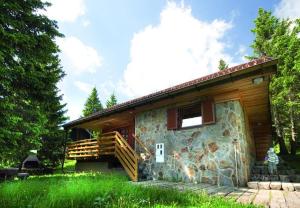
[134,180,300,208]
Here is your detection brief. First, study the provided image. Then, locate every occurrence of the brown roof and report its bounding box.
[63,56,276,128]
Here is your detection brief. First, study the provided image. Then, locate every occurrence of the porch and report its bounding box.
[65,131,150,182]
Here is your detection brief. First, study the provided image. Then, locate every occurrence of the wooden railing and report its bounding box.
[132,134,151,156]
[66,131,139,182]
[114,132,139,182]
[67,138,99,158]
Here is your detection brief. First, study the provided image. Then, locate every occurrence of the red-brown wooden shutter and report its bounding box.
[167,108,178,130]
[202,99,215,124]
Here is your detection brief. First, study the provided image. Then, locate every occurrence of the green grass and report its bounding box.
[54,160,76,174]
[0,172,257,208]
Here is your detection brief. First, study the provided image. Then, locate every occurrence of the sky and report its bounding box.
[41,0,300,121]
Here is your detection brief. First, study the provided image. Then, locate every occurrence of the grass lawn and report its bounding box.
[0,172,257,208]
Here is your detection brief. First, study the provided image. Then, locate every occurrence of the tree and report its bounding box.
[218,59,229,70]
[83,87,103,117]
[0,0,67,167]
[250,8,300,155]
[106,93,117,108]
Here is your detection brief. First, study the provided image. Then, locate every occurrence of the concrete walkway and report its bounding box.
[134,180,300,208]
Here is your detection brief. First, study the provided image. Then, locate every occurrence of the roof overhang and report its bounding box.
[63,57,277,129]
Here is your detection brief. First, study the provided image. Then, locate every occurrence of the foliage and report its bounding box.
[0,173,256,208]
[106,93,117,108]
[251,8,300,155]
[0,0,67,166]
[83,87,103,117]
[218,59,229,70]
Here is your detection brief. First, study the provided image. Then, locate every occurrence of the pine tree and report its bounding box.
[0,0,67,166]
[251,8,300,155]
[106,93,117,108]
[83,87,103,117]
[218,59,229,70]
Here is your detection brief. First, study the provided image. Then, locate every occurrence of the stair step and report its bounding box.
[247,181,299,191]
[250,174,300,182]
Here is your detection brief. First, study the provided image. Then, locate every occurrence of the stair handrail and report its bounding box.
[132,134,152,156]
[114,131,138,181]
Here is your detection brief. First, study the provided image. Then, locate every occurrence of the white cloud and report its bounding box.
[275,0,300,20]
[120,2,233,97]
[57,36,103,74]
[82,19,91,27]
[41,0,86,22]
[74,81,93,94]
[235,45,248,61]
[64,95,84,120]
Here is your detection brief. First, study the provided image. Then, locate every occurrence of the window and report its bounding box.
[167,99,215,130]
[178,103,202,128]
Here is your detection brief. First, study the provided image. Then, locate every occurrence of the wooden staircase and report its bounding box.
[252,123,272,161]
[66,131,139,181]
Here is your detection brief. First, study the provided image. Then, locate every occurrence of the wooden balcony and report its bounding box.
[66,131,139,181]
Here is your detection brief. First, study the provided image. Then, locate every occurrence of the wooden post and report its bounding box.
[61,129,68,174]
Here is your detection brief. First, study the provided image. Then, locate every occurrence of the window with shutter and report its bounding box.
[167,108,178,130]
[178,103,202,128]
[202,99,215,124]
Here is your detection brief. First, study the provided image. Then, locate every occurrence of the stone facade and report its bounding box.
[135,100,256,187]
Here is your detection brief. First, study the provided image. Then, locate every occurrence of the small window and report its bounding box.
[179,104,202,128]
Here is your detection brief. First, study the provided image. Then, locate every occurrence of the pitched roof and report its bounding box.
[63,56,276,128]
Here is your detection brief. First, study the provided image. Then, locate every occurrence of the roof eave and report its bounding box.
[63,59,277,129]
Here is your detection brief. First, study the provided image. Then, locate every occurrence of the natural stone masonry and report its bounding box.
[135,100,255,186]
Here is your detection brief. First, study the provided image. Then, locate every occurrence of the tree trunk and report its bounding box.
[273,106,289,155]
[289,105,297,155]
[61,130,68,174]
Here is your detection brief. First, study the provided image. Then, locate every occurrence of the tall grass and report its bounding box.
[0,173,256,208]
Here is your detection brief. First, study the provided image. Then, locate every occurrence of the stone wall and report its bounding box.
[135,100,256,187]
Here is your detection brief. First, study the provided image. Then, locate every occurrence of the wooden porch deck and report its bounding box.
[66,131,140,181]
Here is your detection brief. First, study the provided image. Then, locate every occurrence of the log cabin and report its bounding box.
[63,57,277,186]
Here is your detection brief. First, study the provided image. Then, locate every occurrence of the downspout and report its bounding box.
[61,129,68,174]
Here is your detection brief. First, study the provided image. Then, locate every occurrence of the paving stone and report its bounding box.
[284,191,300,208]
[237,189,258,204]
[210,186,234,196]
[226,188,247,200]
[270,182,282,190]
[282,182,295,191]
[269,190,287,208]
[247,181,259,189]
[253,189,270,207]
[134,180,300,208]
[258,181,270,190]
[292,183,300,192]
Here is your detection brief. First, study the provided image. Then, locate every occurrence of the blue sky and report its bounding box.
[42,0,299,120]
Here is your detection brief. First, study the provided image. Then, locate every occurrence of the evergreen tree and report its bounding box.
[106,93,117,108]
[218,59,229,70]
[0,0,67,166]
[251,8,300,155]
[83,87,103,116]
